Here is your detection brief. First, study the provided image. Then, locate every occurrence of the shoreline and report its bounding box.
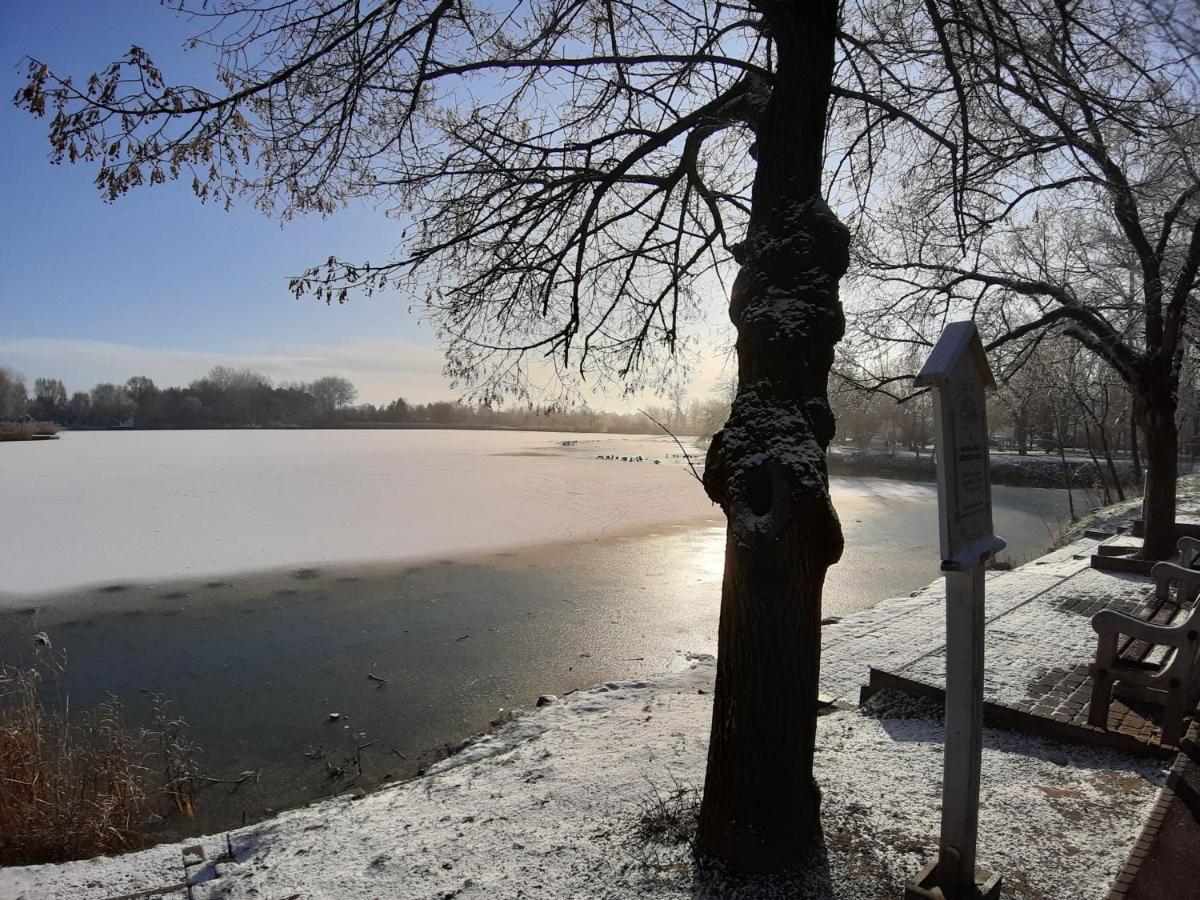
[0,525,730,843]
[2,530,1170,900]
[0,474,1075,848]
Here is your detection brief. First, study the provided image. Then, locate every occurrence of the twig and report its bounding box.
[196,772,258,787]
[367,673,388,685]
[639,409,704,486]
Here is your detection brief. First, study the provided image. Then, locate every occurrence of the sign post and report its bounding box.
[906,321,1004,900]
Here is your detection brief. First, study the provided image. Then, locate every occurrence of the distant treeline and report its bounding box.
[0,366,725,435]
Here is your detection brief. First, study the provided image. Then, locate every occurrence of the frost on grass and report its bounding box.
[2,656,1165,900]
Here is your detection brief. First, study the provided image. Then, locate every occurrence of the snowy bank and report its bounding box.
[1,655,1164,900]
[1054,472,1200,546]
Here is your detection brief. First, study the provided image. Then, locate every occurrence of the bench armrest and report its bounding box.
[1180,536,1200,568]
[1092,607,1200,644]
[1152,561,1200,589]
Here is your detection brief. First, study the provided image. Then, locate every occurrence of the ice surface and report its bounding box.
[1,430,1075,598]
[1,430,717,596]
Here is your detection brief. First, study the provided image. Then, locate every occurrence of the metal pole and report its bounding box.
[940,563,986,896]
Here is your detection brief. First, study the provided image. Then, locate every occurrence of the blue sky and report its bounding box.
[0,1,733,406]
[0,1,466,403]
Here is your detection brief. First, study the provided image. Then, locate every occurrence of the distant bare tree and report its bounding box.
[31,378,68,422]
[0,368,29,420]
[89,383,136,426]
[67,391,91,425]
[306,375,358,414]
[125,376,165,426]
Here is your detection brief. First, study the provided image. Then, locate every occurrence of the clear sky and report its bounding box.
[0,2,737,406]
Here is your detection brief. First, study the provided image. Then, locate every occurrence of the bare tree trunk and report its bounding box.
[1097,421,1125,503]
[1130,405,1143,484]
[696,0,845,872]
[1140,385,1178,560]
[1082,421,1111,505]
[1097,383,1125,502]
[1053,406,1077,521]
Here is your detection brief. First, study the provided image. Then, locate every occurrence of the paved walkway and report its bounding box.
[820,538,1097,703]
[821,533,1197,754]
[820,528,1200,898]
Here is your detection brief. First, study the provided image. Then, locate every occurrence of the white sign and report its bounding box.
[915,321,1005,570]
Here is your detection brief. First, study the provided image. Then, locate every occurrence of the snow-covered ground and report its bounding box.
[0,653,1164,900]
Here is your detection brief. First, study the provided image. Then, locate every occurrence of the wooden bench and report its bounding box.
[1088,548,1200,746]
[1181,535,1200,570]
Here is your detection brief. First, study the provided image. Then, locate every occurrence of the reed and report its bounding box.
[0,421,59,441]
[0,650,198,865]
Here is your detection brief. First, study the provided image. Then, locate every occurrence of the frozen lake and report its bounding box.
[1,429,1075,600]
[0,429,1081,839]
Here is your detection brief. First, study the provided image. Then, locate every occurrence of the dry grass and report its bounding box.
[625,775,702,869]
[0,650,199,865]
[0,421,59,441]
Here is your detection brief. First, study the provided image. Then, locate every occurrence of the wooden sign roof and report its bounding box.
[914,320,996,391]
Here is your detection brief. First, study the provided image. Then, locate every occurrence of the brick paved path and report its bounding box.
[819,535,1181,754]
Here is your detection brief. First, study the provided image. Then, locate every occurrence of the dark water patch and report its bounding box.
[160,590,190,600]
[100,584,129,594]
[204,580,230,589]
[0,531,728,842]
[0,480,1082,844]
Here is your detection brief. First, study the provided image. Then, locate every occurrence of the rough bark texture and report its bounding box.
[694,1,846,872]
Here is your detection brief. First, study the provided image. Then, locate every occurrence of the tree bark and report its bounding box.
[1097,421,1125,503]
[1139,383,1179,559]
[1130,407,1143,484]
[695,1,845,872]
[1082,421,1111,505]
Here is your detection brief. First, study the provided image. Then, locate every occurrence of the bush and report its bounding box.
[0,649,199,865]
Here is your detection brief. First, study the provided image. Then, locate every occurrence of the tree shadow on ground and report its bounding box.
[862,688,1167,779]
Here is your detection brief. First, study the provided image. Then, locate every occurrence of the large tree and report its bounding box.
[306,375,358,415]
[848,0,1199,558]
[16,0,972,871]
[0,368,29,420]
[31,377,69,422]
